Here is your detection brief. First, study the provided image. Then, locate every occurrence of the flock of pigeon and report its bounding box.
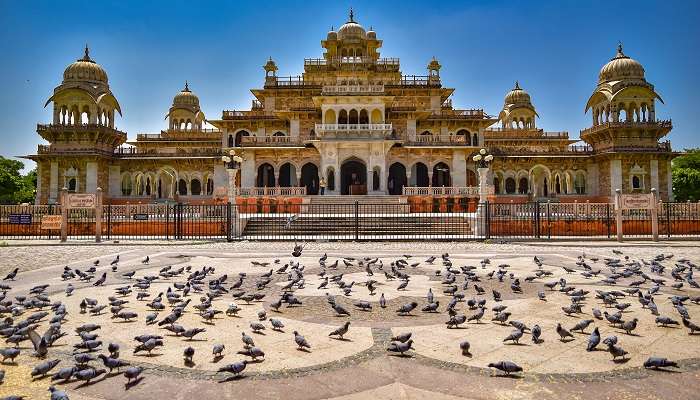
[0,247,698,399]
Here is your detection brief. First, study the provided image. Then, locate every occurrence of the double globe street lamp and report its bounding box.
[221,150,243,202]
[472,148,494,203]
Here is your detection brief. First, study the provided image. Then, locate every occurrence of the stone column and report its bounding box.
[667,160,674,201]
[241,153,256,188]
[290,119,300,138]
[407,118,416,141]
[477,167,491,203]
[451,151,467,188]
[366,167,373,194]
[86,162,98,193]
[650,159,659,192]
[49,161,59,203]
[610,159,622,196]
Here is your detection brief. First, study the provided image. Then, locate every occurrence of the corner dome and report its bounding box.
[63,46,108,84]
[504,81,531,105]
[173,82,199,107]
[327,27,337,40]
[599,44,645,83]
[337,9,366,40]
[366,26,376,39]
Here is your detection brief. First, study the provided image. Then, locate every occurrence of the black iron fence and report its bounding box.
[1,201,699,241]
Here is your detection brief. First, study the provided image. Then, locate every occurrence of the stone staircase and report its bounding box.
[308,195,407,206]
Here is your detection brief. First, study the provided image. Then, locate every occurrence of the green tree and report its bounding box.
[0,156,36,204]
[672,149,700,202]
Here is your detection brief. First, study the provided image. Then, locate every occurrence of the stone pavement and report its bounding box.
[1,241,699,399]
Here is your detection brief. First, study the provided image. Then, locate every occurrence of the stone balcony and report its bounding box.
[403,135,475,147]
[322,85,384,95]
[313,123,394,140]
[240,135,309,148]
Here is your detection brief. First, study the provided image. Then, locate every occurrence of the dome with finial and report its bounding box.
[327,26,337,40]
[173,81,199,107]
[428,56,441,71]
[598,43,645,83]
[504,81,532,105]
[63,45,108,83]
[263,57,278,72]
[337,8,366,40]
[367,26,376,39]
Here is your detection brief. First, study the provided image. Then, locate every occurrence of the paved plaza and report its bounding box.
[0,241,699,399]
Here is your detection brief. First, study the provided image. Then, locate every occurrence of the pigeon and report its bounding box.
[655,316,680,327]
[379,293,386,308]
[183,346,195,363]
[73,367,105,384]
[293,331,311,350]
[643,357,679,369]
[0,348,20,363]
[218,360,247,377]
[556,323,574,341]
[329,322,351,339]
[182,328,206,340]
[467,307,485,323]
[50,366,77,382]
[97,355,129,372]
[682,318,700,334]
[392,332,412,343]
[124,366,143,384]
[532,324,542,344]
[446,315,467,329]
[332,303,350,316]
[587,327,601,351]
[237,346,265,360]
[241,332,255,348]
[387,339,414,356]
[421,301,440,313]
[3,268,18,281]
[31,359,61,378]
[212,344,225,358]
[607,343,629,360]
[487,361,522,376]
[570,319,594,334]
[396,302,418,315]
[622,318,638,335]
[48,386,69,400]
[459,340,471,356]
[269,318,285,331]
[503,328,524,344]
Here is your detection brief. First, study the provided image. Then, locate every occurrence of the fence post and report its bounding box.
[666,201,671,238]
[485,201,491,239]
[95,188,102,243]
[106,204,112,241]
[606,203,611,238]
[615,189,623,242]
[546,200,551,239]
[534,202,541,238]
[650,188,659,241]
[354,200,359,241]
[226,202,232,242]
[60,188,68,242]
[165,204,170,240]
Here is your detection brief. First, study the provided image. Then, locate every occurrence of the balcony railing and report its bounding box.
[484,128,570,139]
[314,123,394,140]
[580,120,673,136]
[304,57,400,66]
[594,141,673,153]
[37,123,126,136]
[322,85,384,95]
[429,109,488,119]
[136,129,221,141]
[235,187,307,196]
[240,136,309,147]
[222,110,275,120]
[403,187,480,196]
[405,135,473,146]
[36,145,114,156]
[114,147,223,157]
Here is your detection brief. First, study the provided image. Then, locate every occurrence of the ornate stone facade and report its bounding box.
[25,12,677,204]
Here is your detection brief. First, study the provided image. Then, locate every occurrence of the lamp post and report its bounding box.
[221,150,242,203]
[472,148,494,203]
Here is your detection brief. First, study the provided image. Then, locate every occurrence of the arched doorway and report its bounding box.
[466,169,477,187]
[341,159,367,195]
[388,162,407,195]
[301,163,319,195]
[432,162,451,187]
[257,163,275,187]
[235,130,250,147]
[279,163,297,187]
[412,162,429,186]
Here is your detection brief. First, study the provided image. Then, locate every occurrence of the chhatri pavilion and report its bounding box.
[26,10,676,205]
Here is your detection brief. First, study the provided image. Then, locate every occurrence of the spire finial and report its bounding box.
[331,25,334,31]
[81,44,91,61]
[515,80,520,90]
[349,7,354,22]
[617,41,624,56]
[184,80,190,92]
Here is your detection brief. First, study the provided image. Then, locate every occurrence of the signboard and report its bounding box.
[67,193,96,209]
[619,193,655,210]
[8,213,32,225]
[41,215,63,230]
[133,213,149,221]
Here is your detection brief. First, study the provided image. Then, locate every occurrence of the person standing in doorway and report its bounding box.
[319,177,326,195]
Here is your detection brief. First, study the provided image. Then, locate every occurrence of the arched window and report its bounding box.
[68,178,77,192]
[190,179,201,195]
[372,168,380,191]
[505,177,516,194]
[518,177,528,194]
[472,133,479,146]
[178,179,187,195]
[145,178,152,196]
[338,110,348,124]
[574,174,586,194]
[493,177,500,194]
[555,175,561,194]
[432,163,451,187]
[327,167,335,191]
[456,129,471,145]
[228,134,234,147]
[235,130,250,147]
[632,175,641,190]
[359,109,369,124]
[273,131,285,136]
[206,178,214,195]
[349,109,359,124]
[121,175,132,196]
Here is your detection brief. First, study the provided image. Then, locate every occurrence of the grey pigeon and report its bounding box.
[459,341,471,356]
[124,366,143,384]
[332,303,350,316]
[587,327,601,351]
[0,348,20,363]
[329,321,351,339]
[643,357,678,369]
[622,318,638,335]
[183,346,195,363]
[396,302,418,315]
[48,386,69,400]
[218,360,247,377]
[31,359,60,377]
[532,324,542,344]
[487,361,522,376]
[51,366,77,382]
[379,293,386,308]
[241,332,255,348]
[97,354,129,372]
[392,332,412,343]
[571,319,594,334]
[503,328,524,344]
[74,367,106,383]
[682,317,699,334]
[237,346,265,360]
[293,331,311,350]
[387,339,413,356]
[212,344,225,358]
[269,318,285,331]
[182,328,206,340]
[556,323,574,341]
[607,343,628,360]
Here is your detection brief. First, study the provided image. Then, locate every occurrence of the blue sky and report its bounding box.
[1,0,699,171]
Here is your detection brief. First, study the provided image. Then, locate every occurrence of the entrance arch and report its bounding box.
[301,163,319,195]
[432,162,451,187]
[411,162,429,186]
[257,163,275,187]
[278,163,297,187]
[388,162,407,195]
[341,158,367,195]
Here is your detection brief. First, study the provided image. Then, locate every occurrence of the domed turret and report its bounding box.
[504,81,532,105]
[63,46,108,84]
[499,82,538,129]
[598,44,645,83]
[366,26,376,39]
[337,8,366,40]
[173,81,199,107]
[327,26,337,41]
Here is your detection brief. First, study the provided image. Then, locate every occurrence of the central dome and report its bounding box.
[63,47,108,84]
[337,9,366,40]
[173,82,199,107]
[598,44,645,83]
[504,82,531,105]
